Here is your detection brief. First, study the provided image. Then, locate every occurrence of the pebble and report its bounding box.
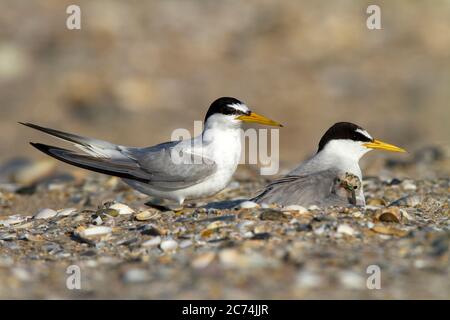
[11,159,56,185]
[314,225,327,236]
[296,270,323,289]
[352,211,363,218]
[109,203,134,215]
[141,236,161,247]
[259,209,287,221]
[34,208,57,220]
[192,252,215,269]
[283,205,308,213]
[337,224,357,236]
[239,201,259,209]
[339,271,365,289]
[219,249,273,269]
[179,240,193,249]
[160,239,178,252]
[123,269,149,283]
[401,180,417,191]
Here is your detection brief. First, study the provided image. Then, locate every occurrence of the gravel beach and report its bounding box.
[0,150,448,299]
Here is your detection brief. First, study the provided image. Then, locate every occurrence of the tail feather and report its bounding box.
[30,142,149,183]
[20,122,121,157]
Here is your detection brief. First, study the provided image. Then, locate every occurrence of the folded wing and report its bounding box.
[23,123,217,191]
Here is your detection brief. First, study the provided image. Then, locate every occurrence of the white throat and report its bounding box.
[315,140,371,178]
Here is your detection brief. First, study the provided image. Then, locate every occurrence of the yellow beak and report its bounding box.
[236,112,283,127]
[363,139,406,153]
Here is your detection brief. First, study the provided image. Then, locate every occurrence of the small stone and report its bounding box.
[239,201,259,209]
[219,249,272,268]
[337,224,356,236]
[12,159,56,185]
[207,221,227,229]
[109,203,134,215]
[141,236,161,247]
[34,208,57,220]
[160,239,178,252]
[339,271,365,289]
[179,240,193,248]
[352,211,363,218]
[401,180,417,191]
[296,270,323,289]
[282,205,308,213]
[259,209,287,221]
[308,205,320,210]
[192,252,215,269]
[123,269,149,283]
[314,225,327,236]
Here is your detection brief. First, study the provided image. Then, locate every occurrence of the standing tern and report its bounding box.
[21,97,282,205]
[253,122,405,207]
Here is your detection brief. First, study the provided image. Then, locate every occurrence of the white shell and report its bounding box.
[141,236,161,247]
[34,208,57,220]
[239,201,259,209]
[57,208,77,217]
[337,224,356,236]
[109,203,134,215]
[160,239,178,252]
[80,226,112,237]
[0,215,29,226]
[282,205,308,213]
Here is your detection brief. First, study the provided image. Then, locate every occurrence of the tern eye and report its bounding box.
[353,185,358,190]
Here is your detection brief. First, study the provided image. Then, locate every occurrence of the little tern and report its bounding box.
[21,97,282,204]
[253,170,362,207]
[253,122,405,207]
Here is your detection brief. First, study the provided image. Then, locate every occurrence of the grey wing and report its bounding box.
[23,122,217,190]
[252,168,345,207]
[30,140,217,191]
[126,142,218,190]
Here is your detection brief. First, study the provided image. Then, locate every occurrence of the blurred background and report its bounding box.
[1,0,449,178]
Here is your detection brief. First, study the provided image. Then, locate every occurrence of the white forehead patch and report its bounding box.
[356,128,372,140]
[229,103,249,113]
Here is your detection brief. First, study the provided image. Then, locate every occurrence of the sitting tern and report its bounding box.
[253,170,362,207]
[254,122,405,207]
[21,97,282,204]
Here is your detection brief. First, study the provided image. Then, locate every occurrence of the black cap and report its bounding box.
[317,122,373,152]
[204,97,249,122]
